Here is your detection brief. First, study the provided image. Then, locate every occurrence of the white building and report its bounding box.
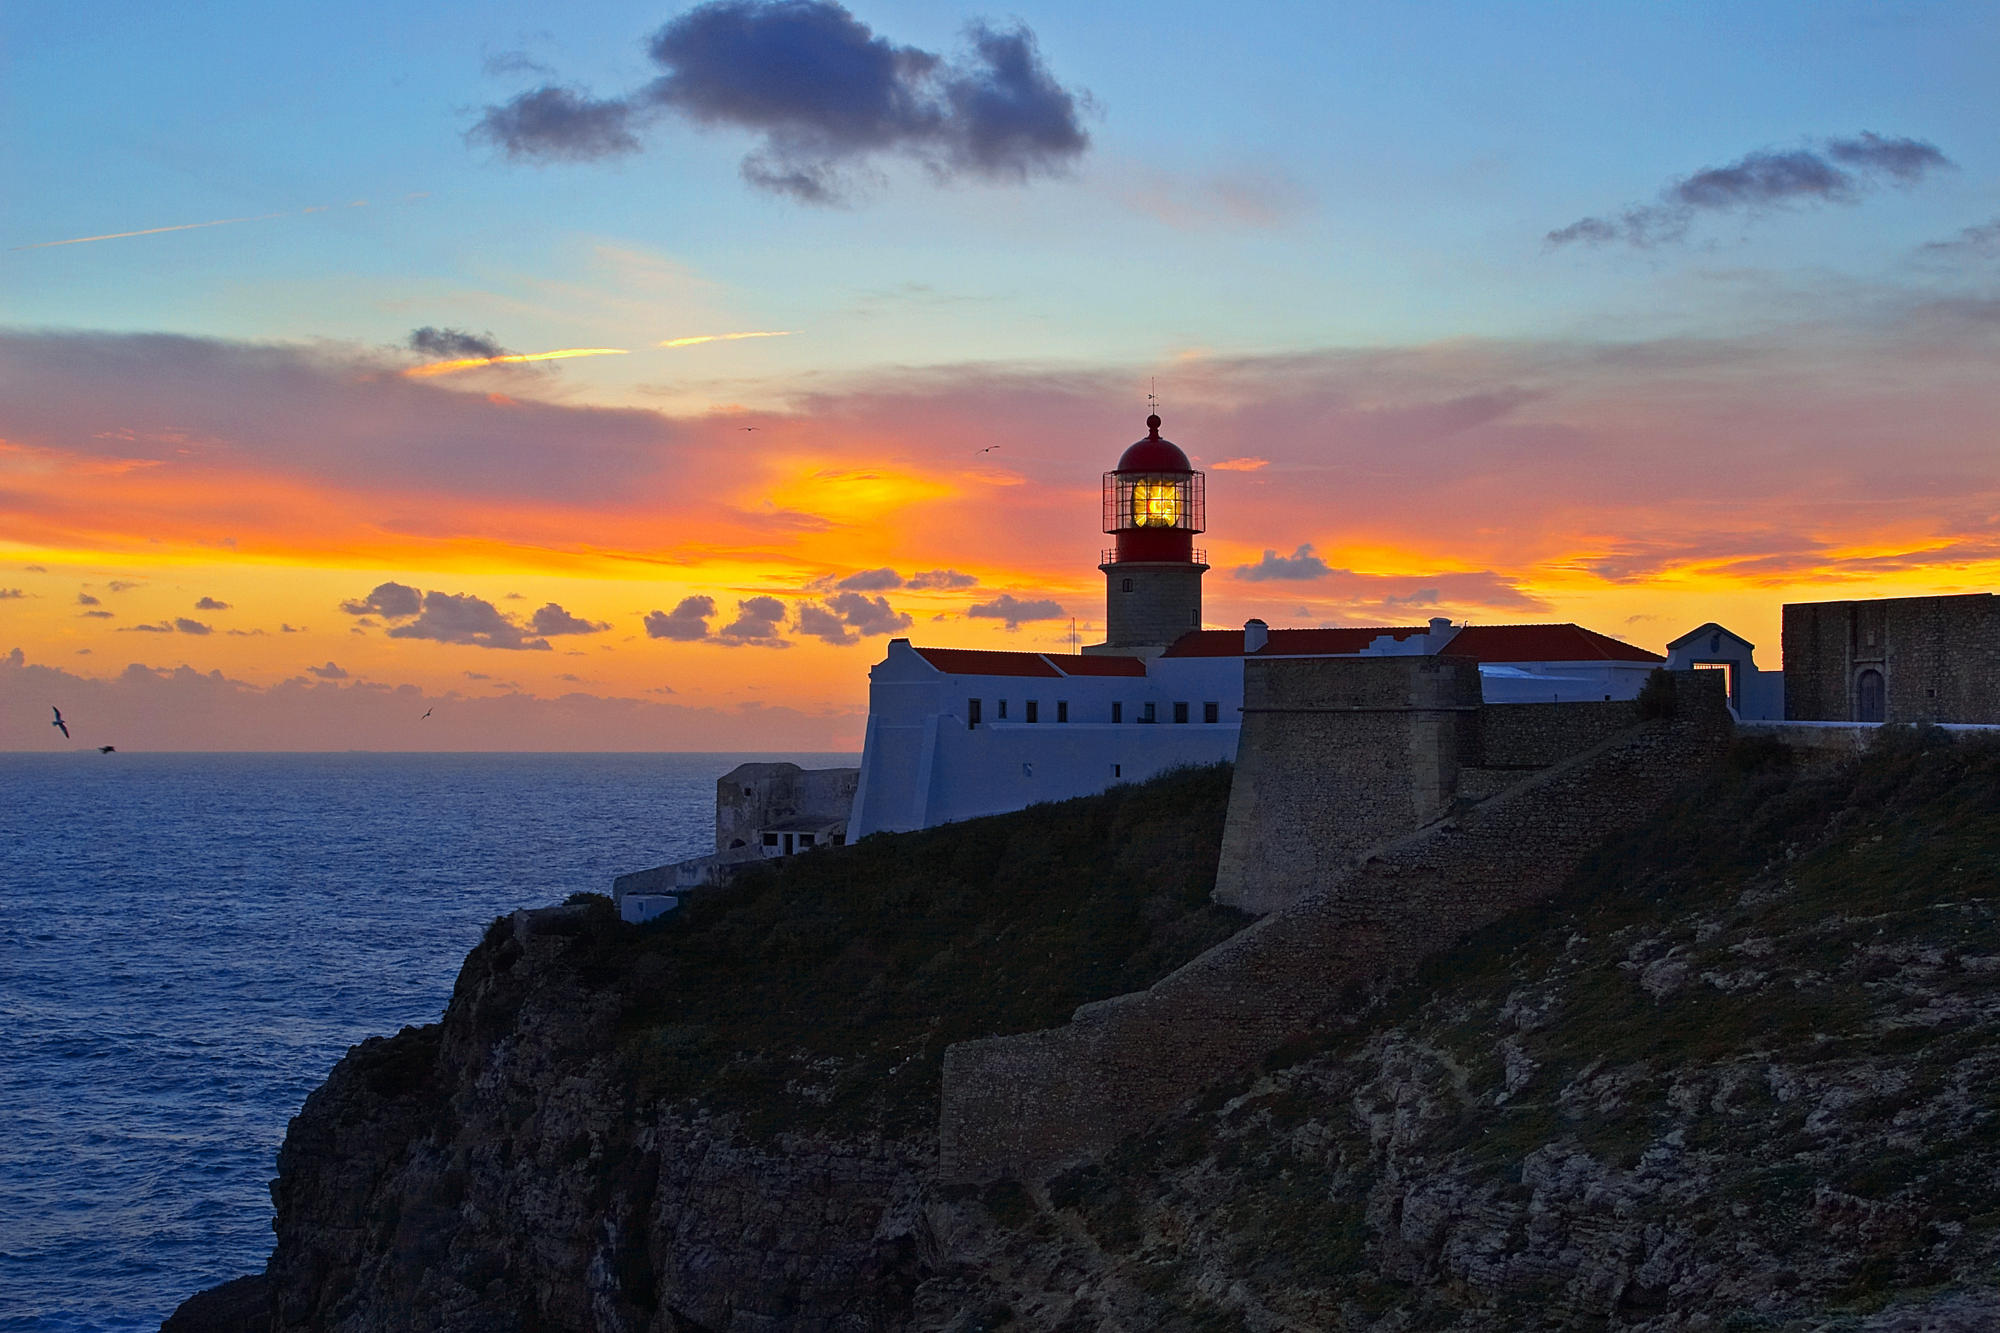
[848,412,1668,840]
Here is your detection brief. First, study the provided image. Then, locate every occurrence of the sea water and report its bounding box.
[0,752,854,1333]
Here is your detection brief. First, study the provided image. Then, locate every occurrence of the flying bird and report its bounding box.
[421,707,433,719]
[976,445,1000,454]
[98,745,116,754]
[51,706,68,739]
[741,426,759,432]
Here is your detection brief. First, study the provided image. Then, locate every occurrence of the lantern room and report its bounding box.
[1102,414,1206,566]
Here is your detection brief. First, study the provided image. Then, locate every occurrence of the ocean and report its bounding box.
[0,751,856,1333]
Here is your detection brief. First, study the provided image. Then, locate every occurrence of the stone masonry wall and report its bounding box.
[1103,561,1205,651]
[1478,699,1639,768]
[1212,656,1483,915]
[1784,593,2000,724]
[938,672,1730,1183]
[714,763,859,853]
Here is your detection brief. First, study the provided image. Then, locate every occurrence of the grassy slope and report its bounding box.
[964,732,2000,1329]
[526,761,1248,1138]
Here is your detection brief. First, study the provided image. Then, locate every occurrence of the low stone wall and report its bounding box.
[939,674,1730,1183]
[1478,699,1639,769]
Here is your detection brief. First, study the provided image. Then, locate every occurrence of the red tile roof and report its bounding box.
[1443,624,1663,664]
[913,647,1063,677]
[1048,654,1149,677]
[1162,627,1433,657]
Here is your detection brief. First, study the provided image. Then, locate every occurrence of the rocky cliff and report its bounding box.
[170,736,2000,1330]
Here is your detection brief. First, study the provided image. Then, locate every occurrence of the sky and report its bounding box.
[5,0,2000,750]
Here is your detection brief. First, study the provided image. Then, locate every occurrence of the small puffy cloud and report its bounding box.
[1234,544,1332,582]
[175,618,213,635]
[1209,456,1269,472]
[1550,132,1953,248]
[967,593,1065,630]
[280,623,303,633]
[529,602,610,636]
[836,567,904,591]
[195,596,231,611]
[386,591,550,650]
[306,661,349,679]
[120,621,173,633]
[224,628,265,637]
[0,588,24,599]
[408,327,505,360]
[716,595,789,647]
[1381,587,1442,609]
[77,592,100,606]
[82,610,115,619]
[472,2,1090,203]
[906,568,977,590]
[25,564,47,573]
[340,581,422,619]
[795,602,855,644]
[465,670,490,680]
[827,590,911,635]
[644,595,715,641]
[107,580,141,592]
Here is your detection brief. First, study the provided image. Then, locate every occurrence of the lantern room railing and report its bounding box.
[1101,548,1206,565]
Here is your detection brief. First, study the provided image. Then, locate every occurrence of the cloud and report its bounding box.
[835,566,903,591]
[407,327,505,361]
[385,591,551,650]
[464,670,490,680]
[1209,457,1269,472]
[484,50,554,79]
[224,628,266,637]
[467,85,642,162]
[174,618,212,635]
[528,602,611,635]
[120,622,173,632]
[25,565,47,573]
[82,610,115,619]
[280,623,303,633]
[797,590,912,642]
[0,588,24,598]
[306,661,348,679]
[906,568,977,590]
[716,595,789,646]
[644,595,715,640]
[340,581,422,618]
[471,2,1090,203]
[967,592,1064,629]
[107,580,141,592]
[76,592,100,606]
[1922,217,2000,256]
[1549,133,1952,247]
[1235,544,1332,582]
[195,596,231,611]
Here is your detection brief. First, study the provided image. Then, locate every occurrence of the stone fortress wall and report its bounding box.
[939,663,1730,1182]
[1784,593,2000,725]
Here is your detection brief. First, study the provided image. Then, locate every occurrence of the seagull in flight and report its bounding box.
[741,426,759,432]
[421,707,433,719]
[51,706,68,739]
[975,444,1000,454]
[98,745,116,754]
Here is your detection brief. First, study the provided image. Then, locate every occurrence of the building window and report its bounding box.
[1174,701,1189,724]
[967,698,982,727]
[1204,701,1219,723]
[1026,700,1039,723]
[998,699,1008,720]
[1057,700,1068,723]
[1121,577,1133,593]
[1112,701,1123,723]
[797,833,814,848]
[1142,701,1157,724]
[762,832,779,847]
[1113,763,1122,778]
[1856,669,1886,723]
[783,834,795,854]
[1191,609,1199,626]
[832,833,846,847]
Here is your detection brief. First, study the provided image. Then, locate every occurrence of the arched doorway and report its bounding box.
[1856,669,1885,723]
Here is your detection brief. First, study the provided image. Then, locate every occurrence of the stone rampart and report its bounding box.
[1478,699,1638,768]
[1212,655,1483,914]
[939,672,1729,1183]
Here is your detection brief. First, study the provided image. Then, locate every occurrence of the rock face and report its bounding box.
[173,738,2000,1330]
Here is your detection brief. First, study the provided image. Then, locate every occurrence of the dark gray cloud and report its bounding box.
[340,581,422,619]
[107,581,141,592]
[644,596,715,640]
[835,566,903,591]
[468,86,642,162]
[280,623,303,633]
[967,592,1064,629]
[306,661,349,679]
[905,568,977,590]
[716,595,789,646]
[385,592,551,651]
[408,327,506,361]
[195,596,231,611]
[120,621,172,632]
[174,618,212,636]
[1234,544,1332,582]
[471,2,1089,203]
[82,610,114,619]
[77,592,100,606]
[529,602,611,636]
[1550,133,1952,248]
[796,590,911,643]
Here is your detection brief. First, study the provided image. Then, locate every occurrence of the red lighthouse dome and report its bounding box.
[1103,412,1205,565]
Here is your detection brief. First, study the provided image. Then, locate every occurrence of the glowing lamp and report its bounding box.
[1102,413,1205,564]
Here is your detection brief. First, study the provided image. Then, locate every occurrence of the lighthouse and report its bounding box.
[1086,412,1207,656]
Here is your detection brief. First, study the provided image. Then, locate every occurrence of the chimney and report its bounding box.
[1428,617,1455,650]
[1244,618,1268,653]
